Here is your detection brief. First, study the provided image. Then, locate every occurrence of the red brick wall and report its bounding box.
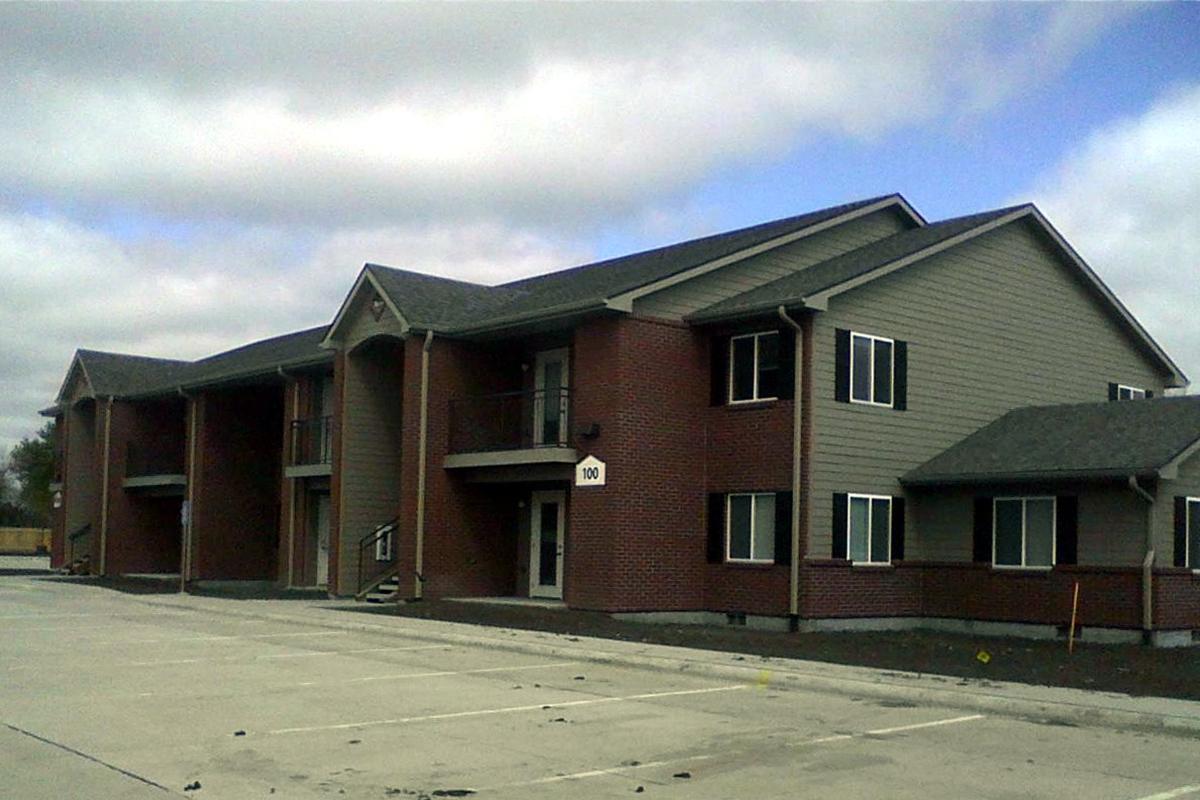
[1154,569,1200,630]
[103,399,187,575]
[568,316,710,612]
[801,560,924,618]
[329,352,346,593]
[190,386,284,580]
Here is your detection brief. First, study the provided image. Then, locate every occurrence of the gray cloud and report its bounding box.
[0,4,1119,229]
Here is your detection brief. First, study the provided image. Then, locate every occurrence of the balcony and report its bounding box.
[286,416,333,478]
[123,442,186,492]
[445,388,577,471]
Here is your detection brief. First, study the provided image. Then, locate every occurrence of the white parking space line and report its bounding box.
[124,643,445,668]
[865,714,986,736]
[479,712,988,792]
[267,685,747,735]
[310,660,583,687]
[1132,787,1200,800]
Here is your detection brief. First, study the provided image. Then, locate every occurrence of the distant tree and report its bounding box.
[8,421,56,526]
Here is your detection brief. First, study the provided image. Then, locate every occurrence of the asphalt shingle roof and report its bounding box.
[183,325,331,389]
[688,207,1023,322]
[73,350,193,398]
[902,396,1200,486]
[364,195,899,333]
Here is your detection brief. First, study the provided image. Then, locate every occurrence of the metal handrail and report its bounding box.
[290,416,333,466]
[447,387,571,453]
[67,523,92,565]
[357,517,400,597]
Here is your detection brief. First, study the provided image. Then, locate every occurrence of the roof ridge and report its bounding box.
[498,194,901,291]
[77,349,192,365]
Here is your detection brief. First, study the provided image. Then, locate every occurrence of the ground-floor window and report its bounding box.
[1178,496,1200,569]
[994,497,1055,568]
[727,493,776,563]
[848,494,892,564]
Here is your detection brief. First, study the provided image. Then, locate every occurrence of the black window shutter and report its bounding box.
[1146,390,1155,398]
[710,336,730,406]
[972,497,992,563]
[832,492,848,559]
[891,496,905,561]
[834,329,851,403]
[777,328,795,400]
[774,491,793,565]
[1056,495,1078,565]
[893,340,908,411]
[707,494,726,563]
[1175,496,1188,568]
[1108,382,1119,402]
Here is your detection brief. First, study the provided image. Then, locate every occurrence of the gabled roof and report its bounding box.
[324,195,918,342]
[902,396,1200,486]
[687,207,1021,322]
[54,350,192,405]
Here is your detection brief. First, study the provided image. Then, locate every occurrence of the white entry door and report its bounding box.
[314,494,331,586]
[529,490,566,599]
[533,348,569,446]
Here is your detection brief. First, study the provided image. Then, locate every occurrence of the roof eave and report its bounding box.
[901,467,1161,488]
[443,298,613,338]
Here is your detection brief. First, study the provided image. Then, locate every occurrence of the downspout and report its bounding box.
[414,330,434,599]
[1128,475,1156,636]
[179,388,197,593]
[279,367,298,588]
[98,396,114,576]
[778,307,803,623]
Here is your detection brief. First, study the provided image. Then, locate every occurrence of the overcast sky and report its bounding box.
[1,3,1198,452]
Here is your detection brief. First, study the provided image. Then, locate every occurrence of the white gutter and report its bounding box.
[778,307,803,620]
[414,330,434,599]
[1128,475,1156,634]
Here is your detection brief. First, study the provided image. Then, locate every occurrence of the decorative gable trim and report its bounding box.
[321,267,411,349]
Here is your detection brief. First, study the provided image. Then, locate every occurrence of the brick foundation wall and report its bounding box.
[1154,569,1200,630]
[801,560,924,618]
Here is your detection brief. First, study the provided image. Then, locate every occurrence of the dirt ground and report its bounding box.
[354,599,1200,703]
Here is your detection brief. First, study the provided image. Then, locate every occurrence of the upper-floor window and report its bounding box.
[1109,382,1151,401]
[729,331,779,403]
[993,497,1055,569]
[851,332,893,406]
[1174,497,1200,569]
[835,329,907,410]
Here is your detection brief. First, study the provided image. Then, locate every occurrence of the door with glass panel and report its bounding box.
[533,348,569,446]
[529,490,566,599]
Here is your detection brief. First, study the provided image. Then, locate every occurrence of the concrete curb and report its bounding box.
[136,594,1200,739]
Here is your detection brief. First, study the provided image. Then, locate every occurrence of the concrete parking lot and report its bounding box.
[2,569,1198,799]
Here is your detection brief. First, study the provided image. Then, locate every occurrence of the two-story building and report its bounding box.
[45,194,1200,644]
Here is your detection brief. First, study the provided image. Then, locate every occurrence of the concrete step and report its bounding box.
[363,576,402,603]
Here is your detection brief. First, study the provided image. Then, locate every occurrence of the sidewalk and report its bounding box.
[138,592,1200,739]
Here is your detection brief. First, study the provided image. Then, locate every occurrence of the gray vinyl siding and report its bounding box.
[810,218,1170,561]
[64,402,98,540]
[343,292,406,351]
[336,351,404,592]
[911,483,1146,566]
[633,208,913,320]
[1152,452,1200,566]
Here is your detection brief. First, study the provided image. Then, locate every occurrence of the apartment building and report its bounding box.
[45,194,1200,644]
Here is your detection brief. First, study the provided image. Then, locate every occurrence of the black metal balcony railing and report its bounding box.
[448,388,571,454]
[125,442,185,478]
[291,416,333,466]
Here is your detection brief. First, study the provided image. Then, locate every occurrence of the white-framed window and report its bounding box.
[847,494,892,564]
[375,524,395,562]
[1186,497,1200,569]
[726,493,776,562]
[729,331,780,403]
[850,332,894,407]
[993,497,1055,568]
[1117,384,1146,400]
